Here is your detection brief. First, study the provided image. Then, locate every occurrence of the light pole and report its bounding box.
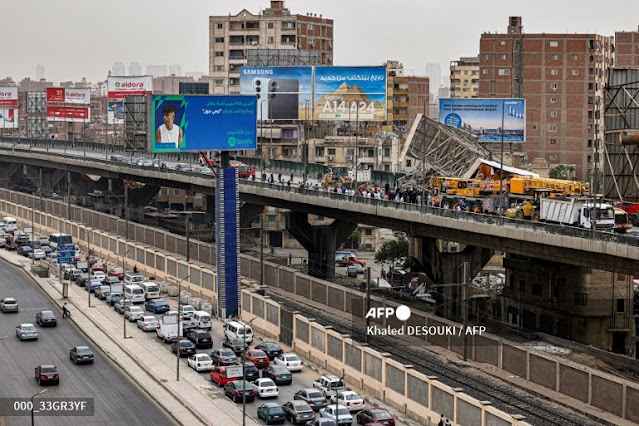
[176,274,191,381]
[242,316,257,426]
[31,388,47,426]
[259,212,264,286]
[259,99,268,171]
[122,248,131,339]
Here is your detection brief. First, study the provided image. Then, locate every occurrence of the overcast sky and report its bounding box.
[3,0,638,84]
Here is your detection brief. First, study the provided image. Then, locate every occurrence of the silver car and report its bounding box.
[137,315,159,331]
[0,297,19,313]
[16,323,38,340]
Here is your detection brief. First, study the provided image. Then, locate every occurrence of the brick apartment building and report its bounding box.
[209,1,333,94]
[479,17,613,179]
[615,27,639,67]
[450,56,479,98]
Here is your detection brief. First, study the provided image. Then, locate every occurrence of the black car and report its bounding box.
[69,346,94,364]
[187,330,213,349]
[75,273,89,287]
[211,348,238,366]
[242,361,260,381]
[35,310,57,327]
[255,342,283,360]
[282,401,315,425]
[102,276,120,286]
[294,388,328,411]
[257,402,286,425]
[224,381,256,403]
[223,338,249,356]
[262,365,292,385]
[171,340,196,357]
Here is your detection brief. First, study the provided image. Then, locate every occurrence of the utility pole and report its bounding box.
[259,212,264,286]
[185,213,190,262]
[365,267,371,344]
[498,101,505,216]
[462,261,469,361]
[39,168,43,211]
[124,183,129,240]
[66,171,71,220]
[422,103,427,204]
[354,105,359,194]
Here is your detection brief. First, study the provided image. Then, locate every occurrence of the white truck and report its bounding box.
[539,198,615,230]
[109,283,123,295]
[156,312,179,343]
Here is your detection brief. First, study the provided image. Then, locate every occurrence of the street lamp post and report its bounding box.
[242,317,257,426]
[122,248,131,339]
[31,389,47,426]
[176,274,191,382]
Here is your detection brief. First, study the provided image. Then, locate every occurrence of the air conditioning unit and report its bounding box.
[327,155,335,161]
[347,155,353,161]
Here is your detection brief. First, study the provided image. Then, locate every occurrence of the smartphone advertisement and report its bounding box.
[240,66,387,122]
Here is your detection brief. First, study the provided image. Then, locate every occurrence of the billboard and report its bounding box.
[107,100,124,124]
[107,76,153,100]
[46,105,90,123]
[150,95,257,152]
[0,87,18,107]
[46,88,90,105]
[239,66,387,121]
[0,108,18,128]
[439,98,526,143]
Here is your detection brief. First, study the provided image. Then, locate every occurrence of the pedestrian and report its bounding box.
[277,173,282,183]
[62,303,69,319]
[444,419,451,426]
[133,265,138,274]
[437,415,444,426]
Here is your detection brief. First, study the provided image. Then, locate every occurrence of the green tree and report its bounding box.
[548,164,575,180]
[375,235,408,265]
[343,229,361,250]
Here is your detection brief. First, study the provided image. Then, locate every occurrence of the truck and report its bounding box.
[312,375,346,398]
[613,207,632,233]
[156,312,179,343]
[109,283,123,295]
[621,203,639,227]
[539,198,615,230]
[335,251,365,267]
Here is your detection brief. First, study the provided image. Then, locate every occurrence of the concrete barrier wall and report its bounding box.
[2,189,637,423]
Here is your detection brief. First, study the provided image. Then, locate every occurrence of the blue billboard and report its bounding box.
[239,66,387,121]
[439,98,526,143]
[151,95,257,152]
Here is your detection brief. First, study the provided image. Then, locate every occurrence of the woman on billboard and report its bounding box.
[155,104,183,147]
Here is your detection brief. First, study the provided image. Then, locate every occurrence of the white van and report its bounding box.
[224,321,253,343]
[123,284,145,304]
[192,311,212,330]
[2,217,17,233]
[124,273,144,285]
[140,282,160,300]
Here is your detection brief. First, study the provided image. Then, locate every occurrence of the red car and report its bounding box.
[245,349,270,368]
[91,263,106,273]
[108,267,124,280]
[210,366,239,387]
[356,408,395,426]
[35,364,59,386]
[4,240,17,250]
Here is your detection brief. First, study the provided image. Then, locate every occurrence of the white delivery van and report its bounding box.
[192,311,212,330]
[224,321,253,343]
[2,217,17,233]
[124,273,144,285]
[140,282,160,300]
[123,284,145,304]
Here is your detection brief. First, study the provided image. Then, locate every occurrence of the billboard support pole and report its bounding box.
[355,106,359,194]
[499,101,505,216]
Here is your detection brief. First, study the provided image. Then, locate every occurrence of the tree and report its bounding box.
[548,164,575,180]
[374,235,408,265]
[343,229,361,250]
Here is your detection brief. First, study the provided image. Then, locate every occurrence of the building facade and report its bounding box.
[209,1,333,94]
[615,28,639,67]
[450,56,479,98]
[479,17,613,179]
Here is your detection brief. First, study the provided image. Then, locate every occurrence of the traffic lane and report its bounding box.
[0,262,176,426]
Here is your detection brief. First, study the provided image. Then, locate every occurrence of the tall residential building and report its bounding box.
[111,62,126,76]
[35,64,45,81]
[450,56,479,98]
[209,0,333,94]
[424,63,441,97]
[479,16,613,178]
[129,62,142,76]
[615,27,639,67]
[384,60,429,138]
[146,65,168,77]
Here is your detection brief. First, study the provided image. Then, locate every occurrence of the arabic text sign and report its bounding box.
[0,87,18,107]
[150,95,257,152]
[46,105,90,123]
[439,98,526,143]
[107,76,153,100]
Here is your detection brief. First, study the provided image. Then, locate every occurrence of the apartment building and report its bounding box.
[615,27,639,67]
[209,1,333,94]
[479,17,613,179]
[450,56,479,98]
[384,60,429,139]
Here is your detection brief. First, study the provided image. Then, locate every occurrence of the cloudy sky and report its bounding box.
[3,0,638,84]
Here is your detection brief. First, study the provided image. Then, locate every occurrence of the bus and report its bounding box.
[613,207,631,234]
[49,233,73,251]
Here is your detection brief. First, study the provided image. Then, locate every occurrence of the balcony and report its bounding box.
[229,36,245,45]
[280,35,296,45]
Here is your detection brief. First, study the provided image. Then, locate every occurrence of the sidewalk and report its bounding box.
[2,251,259,426]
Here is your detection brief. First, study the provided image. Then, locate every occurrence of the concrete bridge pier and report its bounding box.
[286,211,357,279]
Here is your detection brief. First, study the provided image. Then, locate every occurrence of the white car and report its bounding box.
[187,353,214,372]
[38,236,50,246]
[330,391,365,412]
[319,404,353,425]
[136,315,159,331]
[30,249,46,260]
[251,378,279,399]
[92,271,106,281]
[16,323,38,340]
[274,353,304,372]
[136,158,153,167]
[124,306,144,322]
[179,305,195,319]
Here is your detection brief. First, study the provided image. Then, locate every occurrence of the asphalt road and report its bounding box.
[0,260,177,426]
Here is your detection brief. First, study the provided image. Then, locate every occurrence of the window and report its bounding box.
[482,69,488,75]
[173,189,180,196]
[588,111,593,119]
[588,82,594,90]
[549,41,559,47]
[328,148,336,155]
[531,124,537,130]
[406,159,412,167]
[551,69,559,75]
[367,149,374,158]
[217,23,223,29]
[572,69,579,75]
[551,82,558,90]
[498,68,511,75]
[267,215,276,223]
[588,40,595,49]
[616,299,625,313]
[552,54,558,61]
[572,54,578,61]
[587,139,593,148]
[500,54,507,60]
[550,138,556,144]
[384,148,391,157]
[215,37,224,43]
[549,124,557,132]
[574,292,588,306]
[587,155,592,163]
[550,154,556,160]
[530,53,537,60]
[532,283,542,297]
[214,65,224,72]
[500,41,507,46]
[519,280,525,292]
[483,54,489,60]
[365,229,372,236]
[589,68,594,76]
[307,24,314,31]
[214,79,223,86]
[215,52,224,57]
[550,111,558,117]
[550,97,557,103]
[268,36,274,44]
[267,22,274,29]
[346,149,354,156]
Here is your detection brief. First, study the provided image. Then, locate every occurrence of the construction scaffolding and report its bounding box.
[123,95,149,152]
[26,92,48,139]
[603,68,639,202]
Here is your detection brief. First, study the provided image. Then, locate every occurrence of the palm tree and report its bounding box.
[548,164,575,180]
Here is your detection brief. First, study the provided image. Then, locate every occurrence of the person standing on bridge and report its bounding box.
[155,104,183,148]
